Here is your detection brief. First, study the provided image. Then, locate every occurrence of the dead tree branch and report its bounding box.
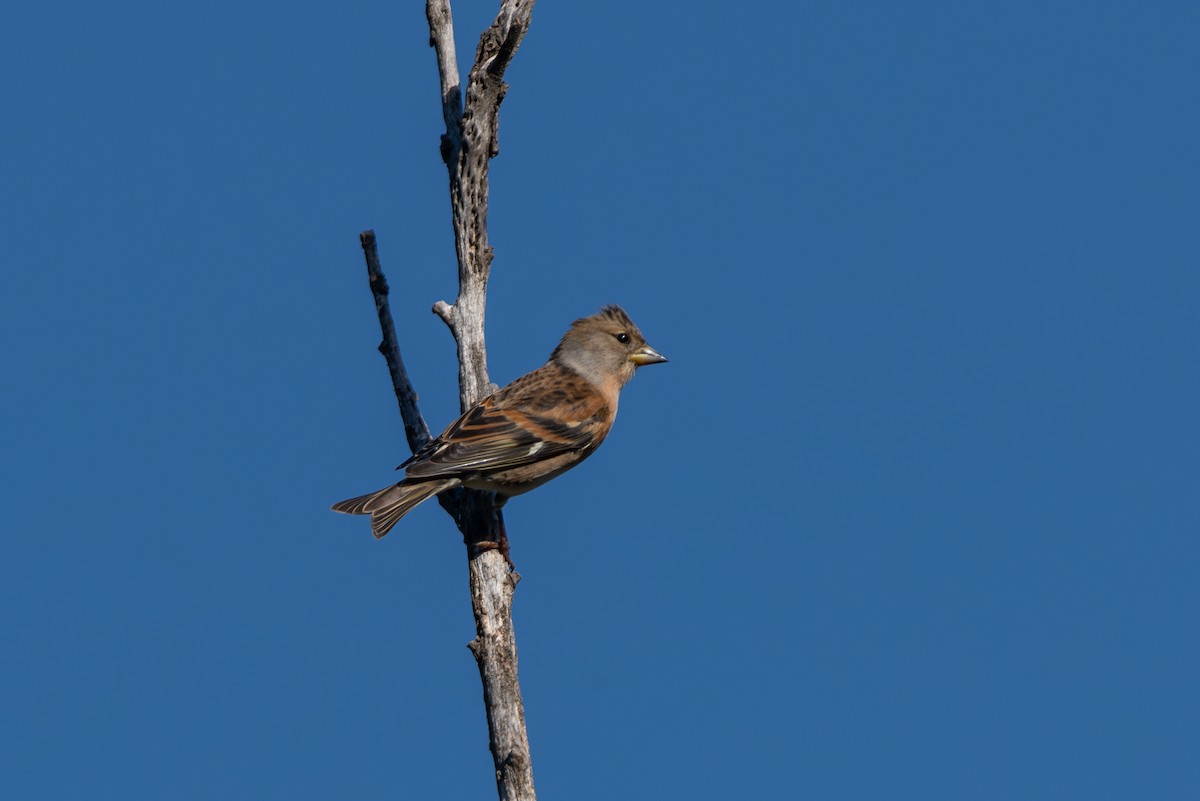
[346,2,539,799]
[429,0,534,409]
[350,3,537,796]
[427,4,538,797]
[357,230,434,453]
[425,4,538,797]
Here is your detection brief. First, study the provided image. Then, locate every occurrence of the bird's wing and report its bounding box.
[400,398,597,480]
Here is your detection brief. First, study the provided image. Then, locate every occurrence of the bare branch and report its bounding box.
[358,229,433,453]
[350,7,540,797]
[476,1,533,79]
[430,0,535,411]
[426,0,463,166]
[349,3,539,799]
[467,552,532,800]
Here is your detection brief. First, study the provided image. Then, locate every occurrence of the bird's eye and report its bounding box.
[614,332,631,344]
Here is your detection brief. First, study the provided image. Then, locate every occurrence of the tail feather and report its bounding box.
[331,479,459,539]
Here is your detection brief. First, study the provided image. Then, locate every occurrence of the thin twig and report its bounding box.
[358,230,433,453]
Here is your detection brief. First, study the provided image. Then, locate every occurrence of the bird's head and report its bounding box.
[552,305,667,390]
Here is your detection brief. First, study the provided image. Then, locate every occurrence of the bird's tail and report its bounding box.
[331,479,458,539]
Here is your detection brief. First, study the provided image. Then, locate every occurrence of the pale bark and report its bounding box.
[352,2,537,799]
[428,5,537,796]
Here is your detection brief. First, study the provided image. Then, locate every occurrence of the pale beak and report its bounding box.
[630,346,668,366]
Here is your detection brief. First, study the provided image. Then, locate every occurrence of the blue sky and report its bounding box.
[3,1,1198,798]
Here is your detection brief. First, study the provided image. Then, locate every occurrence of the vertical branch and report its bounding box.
[430,0,535,410]
[351,5,537,797]
[426,0,463,168]
[425,3,538,801]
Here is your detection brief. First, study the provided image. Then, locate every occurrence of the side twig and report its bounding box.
[356,231,467,522]
[358,230,433,453]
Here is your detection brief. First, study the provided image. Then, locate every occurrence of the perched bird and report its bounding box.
[332,305,667,540]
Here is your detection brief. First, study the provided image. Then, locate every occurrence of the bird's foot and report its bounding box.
[471,539,515,571]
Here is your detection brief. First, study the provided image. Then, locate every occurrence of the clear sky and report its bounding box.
[3,1,1198,798]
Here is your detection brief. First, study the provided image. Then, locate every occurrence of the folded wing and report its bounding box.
[402,399,596,480]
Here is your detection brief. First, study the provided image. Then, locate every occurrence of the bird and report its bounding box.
[332,304,667,542]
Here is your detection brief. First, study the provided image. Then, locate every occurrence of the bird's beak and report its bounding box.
[630,346,668,366]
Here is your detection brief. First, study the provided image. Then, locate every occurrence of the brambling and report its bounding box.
[333,305,667,539]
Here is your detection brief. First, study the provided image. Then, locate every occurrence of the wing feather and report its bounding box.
[402,401,594,480]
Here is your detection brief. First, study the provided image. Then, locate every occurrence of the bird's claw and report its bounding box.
[472,539,516,571]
